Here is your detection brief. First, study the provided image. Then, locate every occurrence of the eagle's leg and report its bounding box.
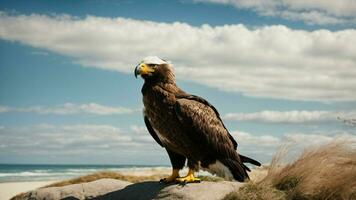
[161,169,179,183]
[175,168,201,183]
[160,149,186,183]
[176,159,201,183]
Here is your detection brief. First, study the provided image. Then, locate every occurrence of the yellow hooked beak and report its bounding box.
[134,63,155,78]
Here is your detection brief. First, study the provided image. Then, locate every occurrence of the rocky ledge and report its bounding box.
[15,178,243,200]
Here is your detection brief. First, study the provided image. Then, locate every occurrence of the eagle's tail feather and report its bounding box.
[242,163,251,172]
[220,158,249,182]
[239,154,262,167]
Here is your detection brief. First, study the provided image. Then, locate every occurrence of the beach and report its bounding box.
[0,181,56,200]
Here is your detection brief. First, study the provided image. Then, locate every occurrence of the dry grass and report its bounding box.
[224,139,356,200]
[224,182,286,200]
[43,171,168,187]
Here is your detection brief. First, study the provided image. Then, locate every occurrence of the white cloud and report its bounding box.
[231,130,280,147]
[0,103,138,115]
[31,51,49,56]
[0,123,354,164]
[0,124,158,155]
[1,13,356,101]
[281,132,356,153]
[229,129,356,162]
[229,130,281,160]
[0,106,11,113]
[283,133,333,144]
[130,125,157,143]
[224,110,356,123]
[195,0,356,25]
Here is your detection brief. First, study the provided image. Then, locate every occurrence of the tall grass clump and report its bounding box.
[266,139,356,200]
[225,138,356,200]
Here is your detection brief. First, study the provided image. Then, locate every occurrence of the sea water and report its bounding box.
[0,164,168,182]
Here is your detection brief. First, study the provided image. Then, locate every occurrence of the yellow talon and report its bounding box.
[160,169,179,183]
[175,169,201,183]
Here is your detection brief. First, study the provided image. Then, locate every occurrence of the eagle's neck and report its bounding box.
[142,81,181,95]
[141,69,183,95]
[141,80,186,109]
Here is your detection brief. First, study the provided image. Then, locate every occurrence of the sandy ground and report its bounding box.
[0,181,56,200]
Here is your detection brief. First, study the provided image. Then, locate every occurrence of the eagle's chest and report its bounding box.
[143,90,184,149]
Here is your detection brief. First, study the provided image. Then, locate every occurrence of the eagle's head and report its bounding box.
[134,56,175,83]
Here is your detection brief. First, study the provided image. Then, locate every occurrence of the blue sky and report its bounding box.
[0,0,355,165]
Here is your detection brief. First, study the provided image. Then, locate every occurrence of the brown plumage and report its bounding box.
[135,57,260,182]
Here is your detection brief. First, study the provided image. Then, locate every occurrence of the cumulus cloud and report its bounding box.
[0,124,158,156]
[1,13,356,101]
[130,125,157,143]
[0,123,354,163]
[280,132,356,161]
[195,0,356,25]
[283,133,334,144]
[0,106,11,113]
[229,130,280,158]
[0,103,138,115]
[224,110,356,123]
[230,129,356,161]
[231,130,280,147]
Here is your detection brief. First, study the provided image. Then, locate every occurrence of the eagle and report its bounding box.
[134,56,261,183]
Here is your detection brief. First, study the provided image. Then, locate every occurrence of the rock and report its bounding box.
[155,181,242,200]
[17,179,243,200]
[20,179,131,200]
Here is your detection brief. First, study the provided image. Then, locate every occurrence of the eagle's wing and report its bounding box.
[144,115,163,147]
[174,94,250,180]
[175,94,238,149]
[175,94,261,168]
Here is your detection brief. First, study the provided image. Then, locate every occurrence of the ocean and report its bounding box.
[0,164,169,183]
